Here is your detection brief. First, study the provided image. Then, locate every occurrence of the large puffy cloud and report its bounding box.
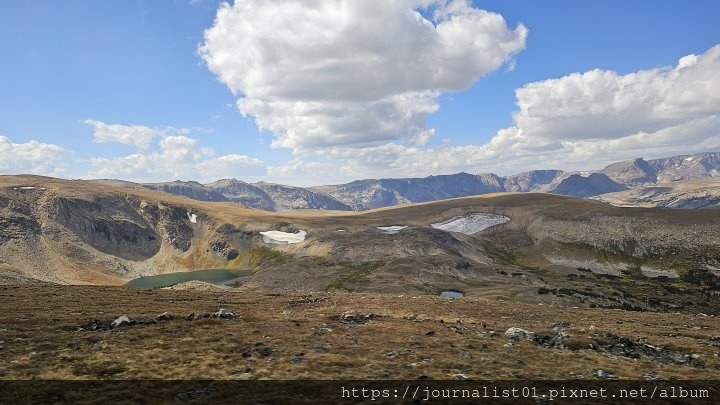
[482,44,720,169]
[0,136,67,176]
[266,42,720,183]
[199,0,527,153]
[511,45,720,142]
[89,134,266,182]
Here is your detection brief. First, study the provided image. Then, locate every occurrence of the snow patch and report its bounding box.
[12,186,45,191]
[260,230,307,244]
[186,212,197,223]
[376,225,408,234]
[431,213,509,235]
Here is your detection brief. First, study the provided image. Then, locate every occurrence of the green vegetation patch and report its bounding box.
[483,242,517,265]
[325,261,385,291]
[247,246,290,271]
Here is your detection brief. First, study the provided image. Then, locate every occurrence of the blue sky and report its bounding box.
[1,0,718,185]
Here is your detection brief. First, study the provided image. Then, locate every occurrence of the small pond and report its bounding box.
[440,290,464,299]
[125,268,252,289]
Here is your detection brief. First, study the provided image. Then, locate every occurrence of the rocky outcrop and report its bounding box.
[135,200,193,252]
[142,181,229,202]
[50,197,161,261]
[206,179,276,211]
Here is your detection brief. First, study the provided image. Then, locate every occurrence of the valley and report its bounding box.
[1,173,720,392]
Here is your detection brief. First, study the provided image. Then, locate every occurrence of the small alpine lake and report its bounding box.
[440,290,464,299]
[125,268,252,289]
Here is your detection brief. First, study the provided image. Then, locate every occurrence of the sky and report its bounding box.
[1,0,719,186]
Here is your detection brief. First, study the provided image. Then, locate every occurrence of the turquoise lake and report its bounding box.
[125,268,252,289]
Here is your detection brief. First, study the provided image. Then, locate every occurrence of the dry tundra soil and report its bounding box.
[0,285,719,403]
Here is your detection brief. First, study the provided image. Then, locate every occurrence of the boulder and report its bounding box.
[505,327,535,340]
[110,315,131,329]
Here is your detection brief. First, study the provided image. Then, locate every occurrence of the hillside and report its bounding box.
[2,174,720,315]
[594,179,720,208]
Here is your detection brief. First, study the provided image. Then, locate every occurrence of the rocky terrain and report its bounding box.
[1,287,719,395]
[118,151,720,212]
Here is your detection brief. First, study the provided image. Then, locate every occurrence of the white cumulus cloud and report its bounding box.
[84,119,193,149]
[266,44,720,183]
[0,136,67,176]
[89,134,265,182]
[199,0,527,153]
[482,44,720,169]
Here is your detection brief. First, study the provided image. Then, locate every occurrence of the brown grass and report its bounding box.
[0,285,718,380]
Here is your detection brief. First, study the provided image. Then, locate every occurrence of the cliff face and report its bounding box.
[0,177,256,285]
[49,196,162,261]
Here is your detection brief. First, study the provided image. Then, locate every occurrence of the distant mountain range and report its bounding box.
[138,151,720,211]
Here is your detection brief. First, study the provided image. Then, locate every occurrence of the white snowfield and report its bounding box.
[260,230,307,244]
[186,212,197,223]
[12,186,45,190]
[376,225,408,234]
[431,213,510,235]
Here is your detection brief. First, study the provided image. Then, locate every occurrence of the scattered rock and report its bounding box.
[505,327,535,340]
[253,343,272,357]
[405,314,431,322]
[591,333,704,367]
[643,371,661,381]
[79,310,235,331]
[285,296,329,309]
[534,332,571,348]
[78,319,106,331]
[592,369,616,379]
[110,315,131,329]
[457,350,471,358]
[132,317,158,325]
[445,322,468,333]
[186,312,211,321]
[551,321,571,331]
[156,312,174,321]
[212,308,235,319]
[319,323,333,332]
[339,312,376,324]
